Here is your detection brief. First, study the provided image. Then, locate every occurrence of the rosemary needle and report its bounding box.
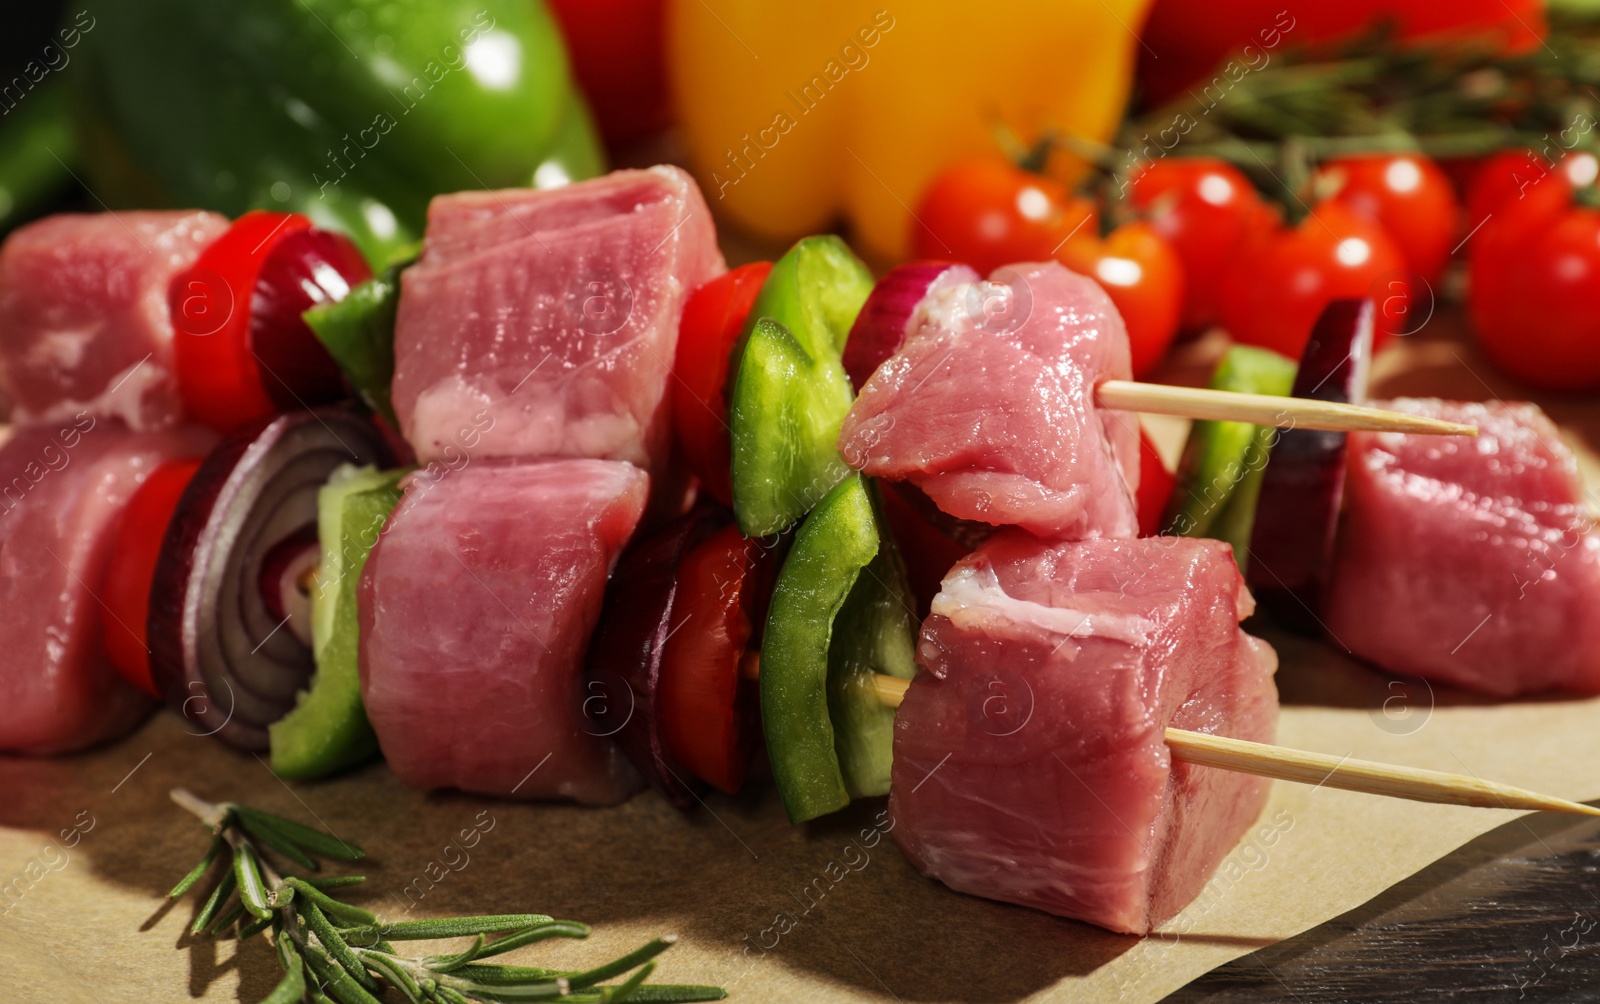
[164,788,726,1004]
[263,932,308,1004]
[168,835,223,899]
[302,900,379,992]
[233,843,274,920]
[568,937,677,990]
[285,877,377,926]
[429,920,590,968]
[378,914,555,941]
[190,868,236,935]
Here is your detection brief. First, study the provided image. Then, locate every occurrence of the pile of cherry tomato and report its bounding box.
[911,146,1600,392]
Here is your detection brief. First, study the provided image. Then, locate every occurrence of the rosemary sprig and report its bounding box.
[166,789,726,1004]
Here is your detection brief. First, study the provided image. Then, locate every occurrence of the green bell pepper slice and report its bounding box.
[72,0,603,262]
[729,316,855,538]
[270,464,406,779]
[827,512,919,799]
[303,246,418,427]
[1163,345,1296,557]
[761,473,880,823]
[728,236,874,537]
[740,234,876,361]
[761,473,920,819]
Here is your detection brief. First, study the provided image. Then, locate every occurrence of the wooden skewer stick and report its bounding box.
[871,674,1597,817]
[1095,380,1478,437]
[873,674,912,706]
[1162,729,1600,817]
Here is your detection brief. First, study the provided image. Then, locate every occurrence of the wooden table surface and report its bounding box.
[3,315,1598,1003]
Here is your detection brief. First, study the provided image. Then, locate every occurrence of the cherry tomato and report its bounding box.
[1135,427,1176,537]
[1465,149,1599,226]
[671,262,773,504]
[657,523,774,794]
[1317,154,1460,285]
[102,458,202,696]
[912,157,1096,275]
[1469,202,1600,391]
[1128,157,1276,330]
[1057,221,1184,378]
[170,211,367,433]
[1220,201,1409,359]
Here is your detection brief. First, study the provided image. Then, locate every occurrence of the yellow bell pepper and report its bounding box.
[667,1,1152,263]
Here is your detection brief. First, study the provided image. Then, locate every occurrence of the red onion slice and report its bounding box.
[1246,298,1374,631]
[259,528,320,648]
[252,227,372,410]
[842,261,978,390]
[148,409,391,749]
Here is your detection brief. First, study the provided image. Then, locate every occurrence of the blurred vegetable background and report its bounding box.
[5,0,1600,391]
[667,0,1150,263]
[1,0,605,262]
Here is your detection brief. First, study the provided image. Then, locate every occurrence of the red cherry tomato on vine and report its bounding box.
[1469,202,1600,391]
[912,157,1096,275]
[1465,149,1598,229]
[671,262,773,505]
[1057,221,1184,378]
[102,458,202,696]
[1220,201,1409,359]
[658,523,773,794]
[1317,154,1459,285]
[1128,157,1276,330]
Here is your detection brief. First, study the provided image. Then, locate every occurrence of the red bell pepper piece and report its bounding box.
[671,261,773,505]
[657,523,775,794]
[102,458,202,696]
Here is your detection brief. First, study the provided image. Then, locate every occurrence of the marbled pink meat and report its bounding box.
[838,261,1140,540]
[392,167,725,469]
[1326,399,1600,695]
[360,459,648,804]
[0,211,228,430]
[890,533,1277,935]
[0,419,213,753]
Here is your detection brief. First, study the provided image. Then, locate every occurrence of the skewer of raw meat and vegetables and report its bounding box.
[1,168,1594,950]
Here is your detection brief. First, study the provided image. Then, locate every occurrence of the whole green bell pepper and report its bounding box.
[70,0,603,262]
[0,78,77,234]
